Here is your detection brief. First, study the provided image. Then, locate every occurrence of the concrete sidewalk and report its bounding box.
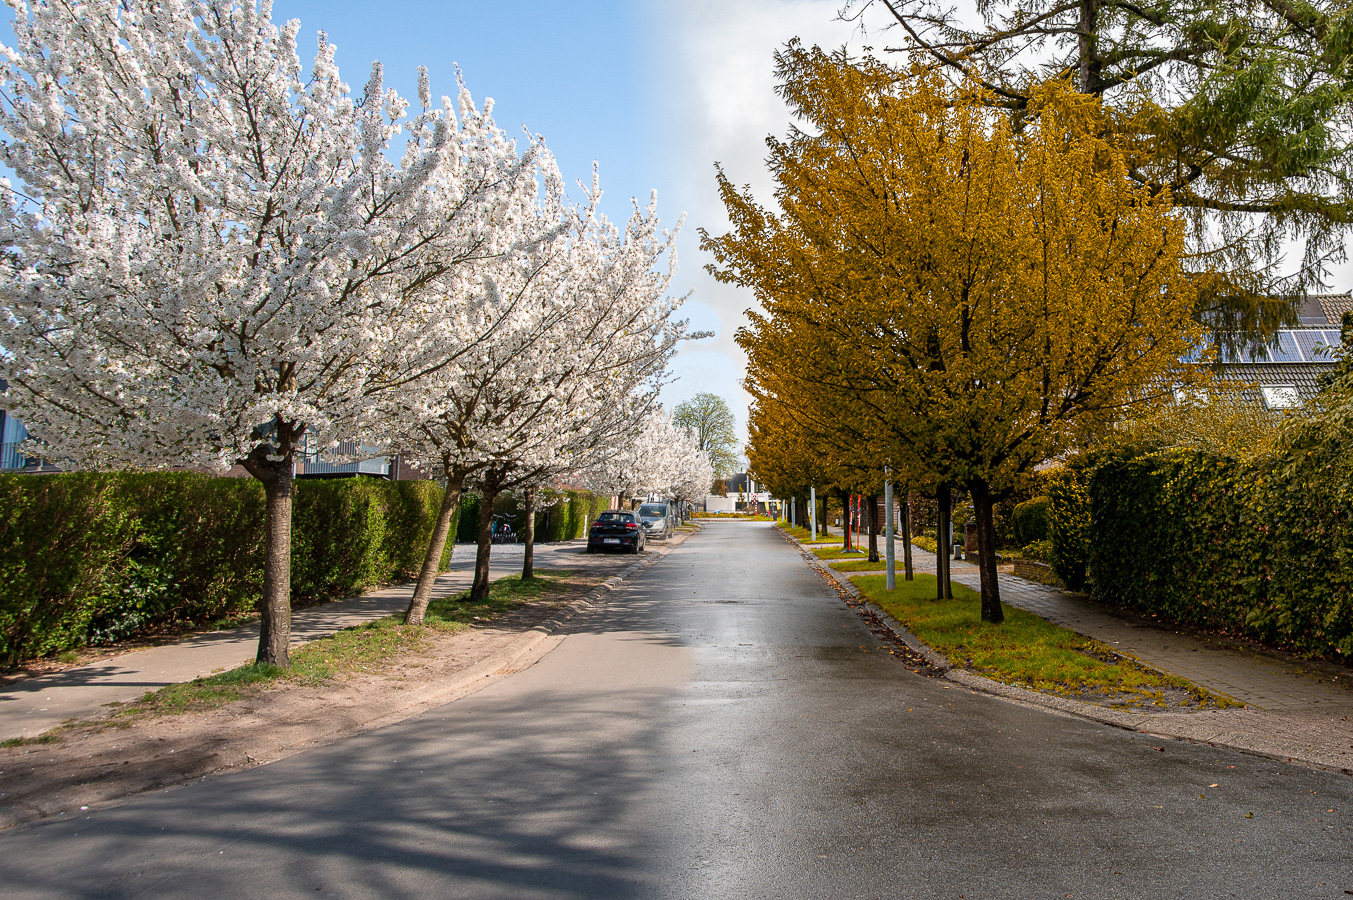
[800,527,1353,771]
[0,540,627,741]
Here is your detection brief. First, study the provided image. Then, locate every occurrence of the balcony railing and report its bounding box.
[1,441,46,471]
[294,440,391,478]
[296,456,391,477]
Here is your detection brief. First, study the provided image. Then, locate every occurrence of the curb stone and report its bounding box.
[775,525,1351,774]
[856,601,951,673]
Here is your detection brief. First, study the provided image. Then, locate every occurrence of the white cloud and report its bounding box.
[649,0,862,448]
[678,298,723,343]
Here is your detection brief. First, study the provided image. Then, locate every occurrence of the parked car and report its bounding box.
[586,509,647,553]
[637,502,671,540]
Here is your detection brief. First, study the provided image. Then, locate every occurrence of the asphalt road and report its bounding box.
[1,521,1349,899]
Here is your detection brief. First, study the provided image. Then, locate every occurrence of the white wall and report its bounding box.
[704,495,737,513]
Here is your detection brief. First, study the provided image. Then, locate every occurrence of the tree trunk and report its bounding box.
[901,497,914,581]
[867,493,880,562]
[1077,0,1100,94]
[818,492,828,538]
[837,488,851,551]
[240,448,294,668]
[936,484,953,600]
[971,480,1004,624]
[405,467,465,626]
[471,484,499,602]
[522,487,538,580]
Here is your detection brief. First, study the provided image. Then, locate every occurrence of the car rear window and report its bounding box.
[597,512,633,523]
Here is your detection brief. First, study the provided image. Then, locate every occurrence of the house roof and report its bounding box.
[1215,361,1336,404]
[1317,291,1353,326]
[1215,327,1343,364]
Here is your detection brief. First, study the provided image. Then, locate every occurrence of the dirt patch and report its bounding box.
[0,578,603,830]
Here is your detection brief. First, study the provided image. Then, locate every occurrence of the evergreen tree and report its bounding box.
[847,0,1353,340]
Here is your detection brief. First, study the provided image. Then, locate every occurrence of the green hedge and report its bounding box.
[535,490,606,542]
[291,479,450,605]
[1046,463,1092,592]
[453,489,605,544]
[1010,496,1052,546]
[0,473,450,667]
[1079,448,1353,658]
[456,493,481,544]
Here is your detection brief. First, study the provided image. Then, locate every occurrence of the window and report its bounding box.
[1260,385,1301,409]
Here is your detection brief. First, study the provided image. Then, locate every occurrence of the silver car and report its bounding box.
[637,503,671,540]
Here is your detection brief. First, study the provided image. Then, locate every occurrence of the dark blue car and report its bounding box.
[586,509,647,553]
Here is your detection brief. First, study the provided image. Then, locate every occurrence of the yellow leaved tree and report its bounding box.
[707,44,1208,623]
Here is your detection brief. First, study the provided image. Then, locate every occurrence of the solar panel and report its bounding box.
[1227,343,1269,364]
[1268,331,1305,362]
[1195,328,1344,364]
[1295,330,1333,361]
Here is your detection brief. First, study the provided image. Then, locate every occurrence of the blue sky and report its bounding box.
[271,1,659,227]
[266,1,866,452]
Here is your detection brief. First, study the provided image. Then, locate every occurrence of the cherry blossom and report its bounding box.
[0,0,551,665]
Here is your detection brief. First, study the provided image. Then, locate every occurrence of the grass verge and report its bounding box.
[811,546,868,561]
[777,523,836,544]
[0,732,60,748]
[851,573,1237,709]
[13,571,578,738]
[692,512,772,520]
[831,558,888,572]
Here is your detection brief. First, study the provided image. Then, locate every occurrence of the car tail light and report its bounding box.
[625,522,637,530]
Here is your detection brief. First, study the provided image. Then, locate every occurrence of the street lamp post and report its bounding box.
[884,472,895,591]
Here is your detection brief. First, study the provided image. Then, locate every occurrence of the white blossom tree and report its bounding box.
[395,187,689,620]
[667,439,715,519]
[584,408,709,510]
[0,0,547,665]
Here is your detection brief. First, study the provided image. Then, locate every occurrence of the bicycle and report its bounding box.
[489,515,517,544]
